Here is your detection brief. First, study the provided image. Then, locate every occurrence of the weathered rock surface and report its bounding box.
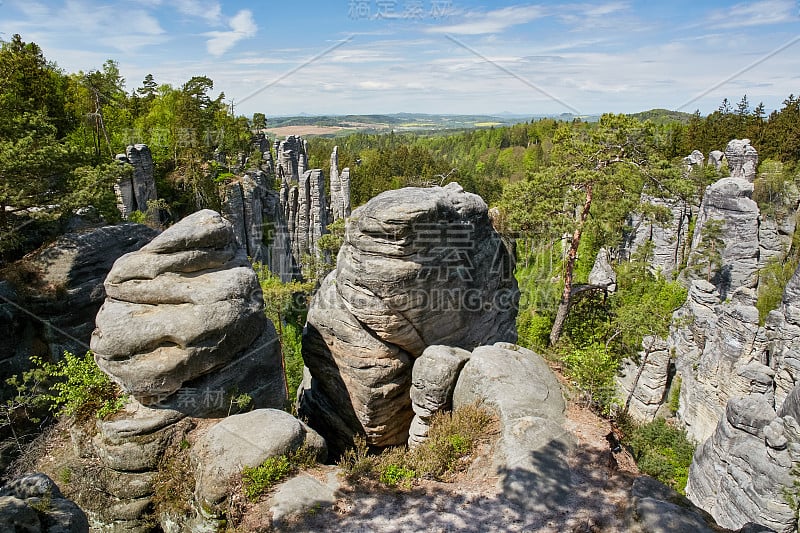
[115,144,158,219]
[0,224,158,397]
[453,343,573,514]
[686,390,799,532]
[329,146,351,222]
[0,473,89,533]
[625,476,719,533]
[299,183,519,453]
[623,195,692,279]
[616,336,670,423]
[725,139,759,182]
[708,150,725,170]
[684,150,705,169]
[268,470,341,527]
[91,209,287,416]
[408,345,471,447]
[191,409,326,511]
[588,247,617,292]
[686,177,760,297]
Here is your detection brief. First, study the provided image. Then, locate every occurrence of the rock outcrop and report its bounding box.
[0,473,89,533]
[115,144,158,219]
[0,224,157,395]
[299,183,519,453]
[191,409,326,514]
[588,247,617,291]
[408,345,471,447]
[91,209,287,416]
[686,177,760,298]
[725,139,759,182]
[625,476,720,533]
[616,336,671,423]
[453,343,573,514]
[329,146,351,222]
[222,170,298,281]
[623,195,693,279]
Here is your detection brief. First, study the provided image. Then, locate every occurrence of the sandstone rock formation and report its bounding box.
[623,195,693,279]
[453,343,572,514]
[115,144,158,219]
[299,183,519,453]
[408,345,471,447]
[329,146,351,222]
[191,409,326,514]
[0,473,89,533]
[222,170,298,281]
[684,149,705,169]
[686,177,760,297]
[624,476,719,533]
[725,139,759,182]
[588,247,617,292]
[0,223,157,394]
[91,209,287,416]
[616,336,670,423]
[708,150,724,170]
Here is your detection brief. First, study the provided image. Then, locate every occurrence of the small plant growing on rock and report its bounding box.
[379,463,415,488]
[242,455,292,501]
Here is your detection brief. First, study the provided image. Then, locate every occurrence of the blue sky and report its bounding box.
[1,0,798,117]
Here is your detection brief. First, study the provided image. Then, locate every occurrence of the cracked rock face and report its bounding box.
[299,183,519,452]
[725,139,758,182]
[91,209,286,416]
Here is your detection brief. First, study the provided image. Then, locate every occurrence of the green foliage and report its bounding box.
[757,253,800,324]
[337,403,495,487]
[242,455,292,501]
[318,217,346,266]
[34,351,126,420]
[241,444,320,502]
[753,160,797,217]
[561,343,620,415]
[690,218,725,283]
[622,418,695,494]
[379,463,416,488]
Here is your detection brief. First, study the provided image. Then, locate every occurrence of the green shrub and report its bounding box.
[561,343,620,415]
[668,376,682,414]
[33,351,126,420]
[242,455,292,501]
[379,463,415,487]
[757,254,800,324]
[622,418,695,494]
[337,403,495,487]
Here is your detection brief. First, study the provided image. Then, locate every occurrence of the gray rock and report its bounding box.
[686,177,760,298]
[686,397,797,532]
[408,345,471,447]
[191,409,326,510]
[268,471,340,526]
[708,150,725,170]
[0,474,89,533]
[588,247,616,292]
[617,336,670,423]
[0,223,157,395]
[329,147,351,222]
[623,195,693,279]
[114,144,157,220]
[626,476,719,533]
[452,343,573,514]
[684,150,705,169]
[725,139,759,182]
[91,209,286,415]
[299,184,518,451]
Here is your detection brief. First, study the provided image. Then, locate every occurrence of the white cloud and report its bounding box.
[707,0,798,29]
[172,0,223,25]
[205,9,257,56]
[358,80,393,90]
[426,5,546,35]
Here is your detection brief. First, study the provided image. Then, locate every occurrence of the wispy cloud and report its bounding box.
[205,9,257,56]
[707,0,798,29]
[173,0,223,25]
[426,5,546,35]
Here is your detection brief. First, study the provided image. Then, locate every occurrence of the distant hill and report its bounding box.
[629,109,695,125]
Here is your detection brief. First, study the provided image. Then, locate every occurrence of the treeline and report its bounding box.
[0,34,255,261]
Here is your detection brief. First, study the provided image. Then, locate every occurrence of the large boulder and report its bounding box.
[191,409,326,512]
[299,183,519,452]
[452,343,572,514]
[91,209,287,417]
[725,139,758,182]
[616,336,670,423]
[0,473,89,533]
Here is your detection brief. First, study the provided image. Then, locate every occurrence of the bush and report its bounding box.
[561,343,620,415]
[242,455,292,501]
[337,403,496,487]
[622,417,695,494]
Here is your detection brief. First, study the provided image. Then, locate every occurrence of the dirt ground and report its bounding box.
[265,398,640,533]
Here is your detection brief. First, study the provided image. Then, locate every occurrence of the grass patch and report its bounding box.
[240,443,321,502]
[337,403,496,488]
